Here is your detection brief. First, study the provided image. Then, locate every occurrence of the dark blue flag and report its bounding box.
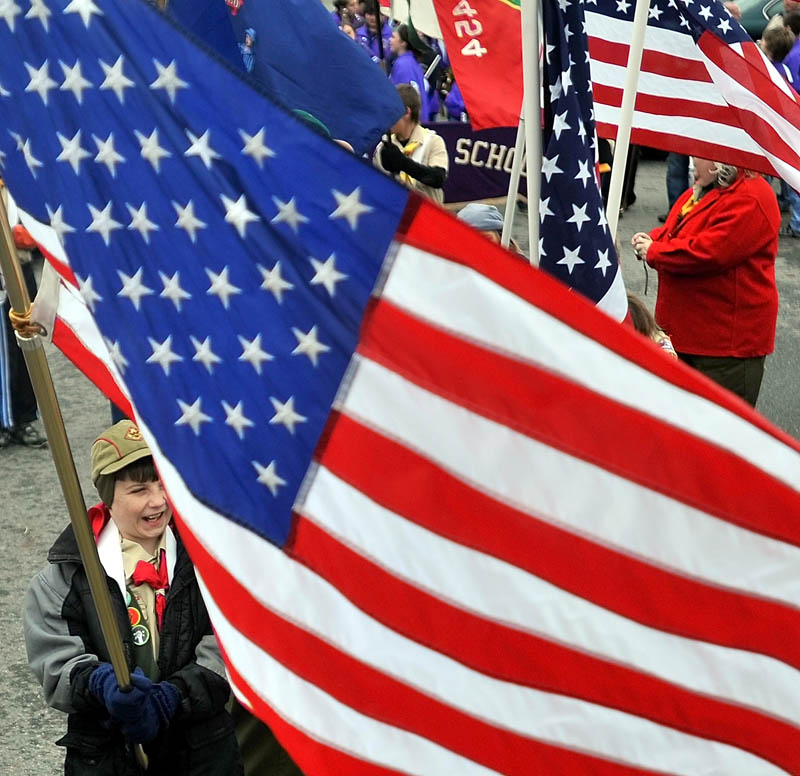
[538,0,627,320]
[222,0,404,155]
[167,0,241,71]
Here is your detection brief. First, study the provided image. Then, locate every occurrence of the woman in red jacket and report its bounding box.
[631,158,780,407]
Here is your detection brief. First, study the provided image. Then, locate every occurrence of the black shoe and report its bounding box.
[779,224,800,239]
[10,423,47,448]
[658,213,668,223]
[0,429,11,449]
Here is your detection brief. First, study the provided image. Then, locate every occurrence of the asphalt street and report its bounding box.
[2,156,798,773]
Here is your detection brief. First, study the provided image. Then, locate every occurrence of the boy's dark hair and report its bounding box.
[785,11,800,36]
[396,83,421,123]
[764,23,795,61]
[95,456,158,507]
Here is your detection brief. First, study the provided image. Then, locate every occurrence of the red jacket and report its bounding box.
[647,174,779,357]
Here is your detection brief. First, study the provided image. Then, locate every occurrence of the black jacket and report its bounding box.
[24,520,243,776]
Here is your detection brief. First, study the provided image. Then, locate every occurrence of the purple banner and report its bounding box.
[424,122,527,205]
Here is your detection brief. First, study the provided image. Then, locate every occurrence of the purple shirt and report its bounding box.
[358,21,392,61]
[391,51,432,121]
[782,37,800,87]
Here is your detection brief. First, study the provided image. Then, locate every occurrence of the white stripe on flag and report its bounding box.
[341,353,800,609]
[382,244,800,492]
[303,463,800,726]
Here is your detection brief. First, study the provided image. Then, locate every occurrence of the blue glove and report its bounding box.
[119,673,181,744]
[88,663,149,722]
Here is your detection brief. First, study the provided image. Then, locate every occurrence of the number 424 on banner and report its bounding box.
[432,0,523,130]
[452,0,488,58]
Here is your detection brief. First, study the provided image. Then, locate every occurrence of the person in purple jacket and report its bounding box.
[331,0,364,29]
[358,1,393,64]
[389,24,431,121]
[445,80,467,122]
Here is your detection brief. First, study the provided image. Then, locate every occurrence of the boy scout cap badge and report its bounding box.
[91,420,152,484]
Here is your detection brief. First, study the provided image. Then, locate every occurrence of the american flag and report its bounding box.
[588,0,800,186]
[538,0,627,320]
[7,2,800,774]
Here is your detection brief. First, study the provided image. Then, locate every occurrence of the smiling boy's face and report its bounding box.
[109,476,171,550]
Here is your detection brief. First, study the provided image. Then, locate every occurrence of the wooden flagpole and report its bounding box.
[0,198,149,768]
[606,0,651,242]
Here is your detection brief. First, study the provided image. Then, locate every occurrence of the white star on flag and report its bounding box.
[99,56,134,103]
[271,196,309,233]
[24,60,58,104]
[330,187,373,230]
[47,204,75,243]
[291,326,330,367]
[0,0,21,31]
[221,193,259,238]
[185,129,221,169]
[557,246,585,274]
[566,202,591,232]
[310,254,347,297]
[205,266,242,308]
[75,273,102,312]
[56,129,91,174]
[59,60,92,103]
[541,154,563,182]
[150,59,188,103]
[25,0,50,31]
[146,335,184,375]
[135,128,171,172]
[117,267,154,310]
[258,261,294,303]
[222,400,255,439]
[174,397,212,436]
[86,201,122,246]
[103,338,128,374]
[251,460,286,496]
[93,132,125,177]
[239,127,275,168]
[159,270,192,311]
[126,202,159,243]
[63,0,102,28]
[190,336,222,373]
[269,396,307,434]
[172,199,206,242]
[237,333,273,374]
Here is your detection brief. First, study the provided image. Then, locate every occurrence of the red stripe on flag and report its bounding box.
[175,514,659,776]
[292,510,800,772]
[588,36,712,81]
[51,318,132,417]
[699,32,800,131]
[396,197,800,452]
[322,409,800,672]
[359,298,800,550]
[594,121,775,174]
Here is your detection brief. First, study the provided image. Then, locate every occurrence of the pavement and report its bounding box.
[2,155,799,773]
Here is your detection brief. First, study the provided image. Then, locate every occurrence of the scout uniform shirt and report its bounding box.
[121,533,167,680]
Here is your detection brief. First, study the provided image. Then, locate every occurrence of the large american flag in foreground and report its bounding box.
[6,2,800,774]
[587,0,800,184]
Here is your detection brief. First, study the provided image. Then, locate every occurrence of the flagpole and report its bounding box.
[606,0,651,242]
[0,197,148,771]
[501,109,526,248]
[520,0,541,266]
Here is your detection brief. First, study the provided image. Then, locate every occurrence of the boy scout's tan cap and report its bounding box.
[90,420,152,485]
